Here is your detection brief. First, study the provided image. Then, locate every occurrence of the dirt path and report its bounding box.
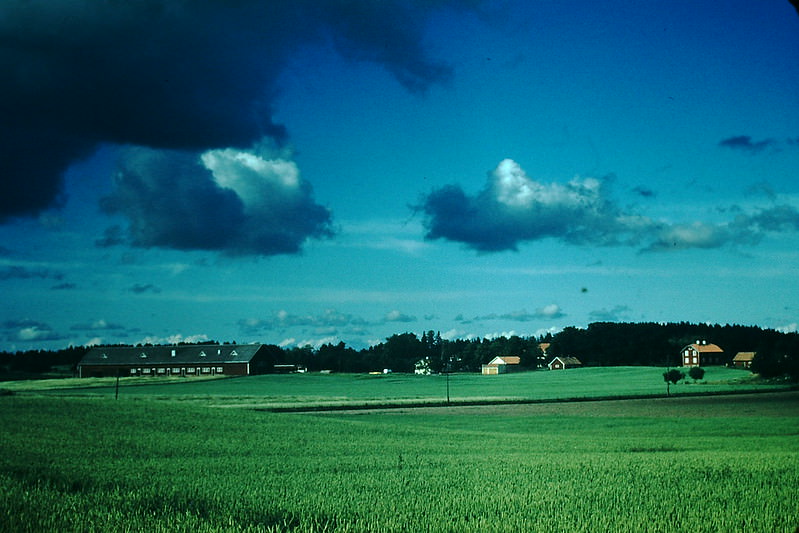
[361,390,799,418]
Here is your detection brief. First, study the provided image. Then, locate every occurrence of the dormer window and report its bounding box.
[199,351,206,357]
[101,353,108,359]
[230,350,238,356]
[140,352,147,359]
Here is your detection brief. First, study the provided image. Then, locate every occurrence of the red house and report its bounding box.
[547,356,582,370]
[681,341,725,367]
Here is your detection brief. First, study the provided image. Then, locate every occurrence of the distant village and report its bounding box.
[3,321,797,382]
[73,339,758,379]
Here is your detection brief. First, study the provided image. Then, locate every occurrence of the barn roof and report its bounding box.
[733,351,756,362]
[79,344,263,366]
[551,356,582,366]
[487,356,521,365]
[687,343,724,353]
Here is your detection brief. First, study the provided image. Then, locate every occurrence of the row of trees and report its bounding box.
[1,322,798,380]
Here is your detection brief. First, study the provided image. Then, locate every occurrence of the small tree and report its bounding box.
[663,369,685,397]
[688,366,705,382]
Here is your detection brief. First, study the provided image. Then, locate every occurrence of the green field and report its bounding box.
[3,366,788,409]
[1,369,798,532]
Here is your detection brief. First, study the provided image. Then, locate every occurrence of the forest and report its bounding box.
[1,322,798,380]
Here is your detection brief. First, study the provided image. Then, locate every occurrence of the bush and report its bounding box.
[688,367,705,381]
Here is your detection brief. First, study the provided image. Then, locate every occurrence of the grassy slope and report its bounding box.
[3,366,788,408]
[1,393,797,532]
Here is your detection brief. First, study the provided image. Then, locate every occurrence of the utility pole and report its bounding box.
[446,369,450,405]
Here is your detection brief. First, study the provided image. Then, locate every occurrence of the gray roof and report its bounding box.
[79,344,263,366]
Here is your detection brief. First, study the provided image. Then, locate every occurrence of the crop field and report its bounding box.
[1,382,798,532]
[4,366,788,409]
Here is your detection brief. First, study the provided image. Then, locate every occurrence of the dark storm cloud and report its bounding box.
[100,145,333,255]
[632,186,656,198]
[419,159,799,253]
[718,135,776,153]
[50,282,77,290]
[1,0,477,221]
[0,265,64,281]
[129,283,161,295]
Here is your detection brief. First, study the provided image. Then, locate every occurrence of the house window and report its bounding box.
[130,369,136,374]
[201,367,211,374]
[172,368,181,373]
[216,367,223,373]
[692,356,698,364]
[157,368,166,374]
[186,368,195,373]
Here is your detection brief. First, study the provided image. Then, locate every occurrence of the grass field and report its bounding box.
[1,366,798,532]
[2,366,789,409]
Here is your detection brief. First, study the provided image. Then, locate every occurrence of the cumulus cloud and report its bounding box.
[2,319,66,343]
[589,305,632,322]
[474,305,565,322]
[136,333,210,346]
[0,0,475,222]
[69,319,125,332]
[238,309,371,335]
[419,159,799,253]
[419,159,646,252]
[100,144,333,255]
[384,310,417,323]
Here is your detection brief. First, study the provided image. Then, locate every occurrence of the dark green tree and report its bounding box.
[663,369,685,396]
[688,366,705,381]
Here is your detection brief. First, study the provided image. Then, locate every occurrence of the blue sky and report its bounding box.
[2,0,798,351]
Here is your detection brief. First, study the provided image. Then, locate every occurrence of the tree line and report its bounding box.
[1,322,797,380]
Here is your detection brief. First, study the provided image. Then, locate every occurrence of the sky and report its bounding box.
[2,0,798,352]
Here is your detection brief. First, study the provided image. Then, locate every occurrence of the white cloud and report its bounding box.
[136,333,210,345]
[421,159,799,253]
[384,310,417,322]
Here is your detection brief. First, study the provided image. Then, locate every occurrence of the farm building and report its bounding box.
[732,351,756,369]
[481,356,521,375]
[547,356,582,370]
[78,344,270,378]
[681,341,725,367]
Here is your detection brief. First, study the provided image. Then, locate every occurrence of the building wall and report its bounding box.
[79,362,249,378]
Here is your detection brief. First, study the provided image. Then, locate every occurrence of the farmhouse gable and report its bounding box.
[681,341,725,367]
[481,355,521,375]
